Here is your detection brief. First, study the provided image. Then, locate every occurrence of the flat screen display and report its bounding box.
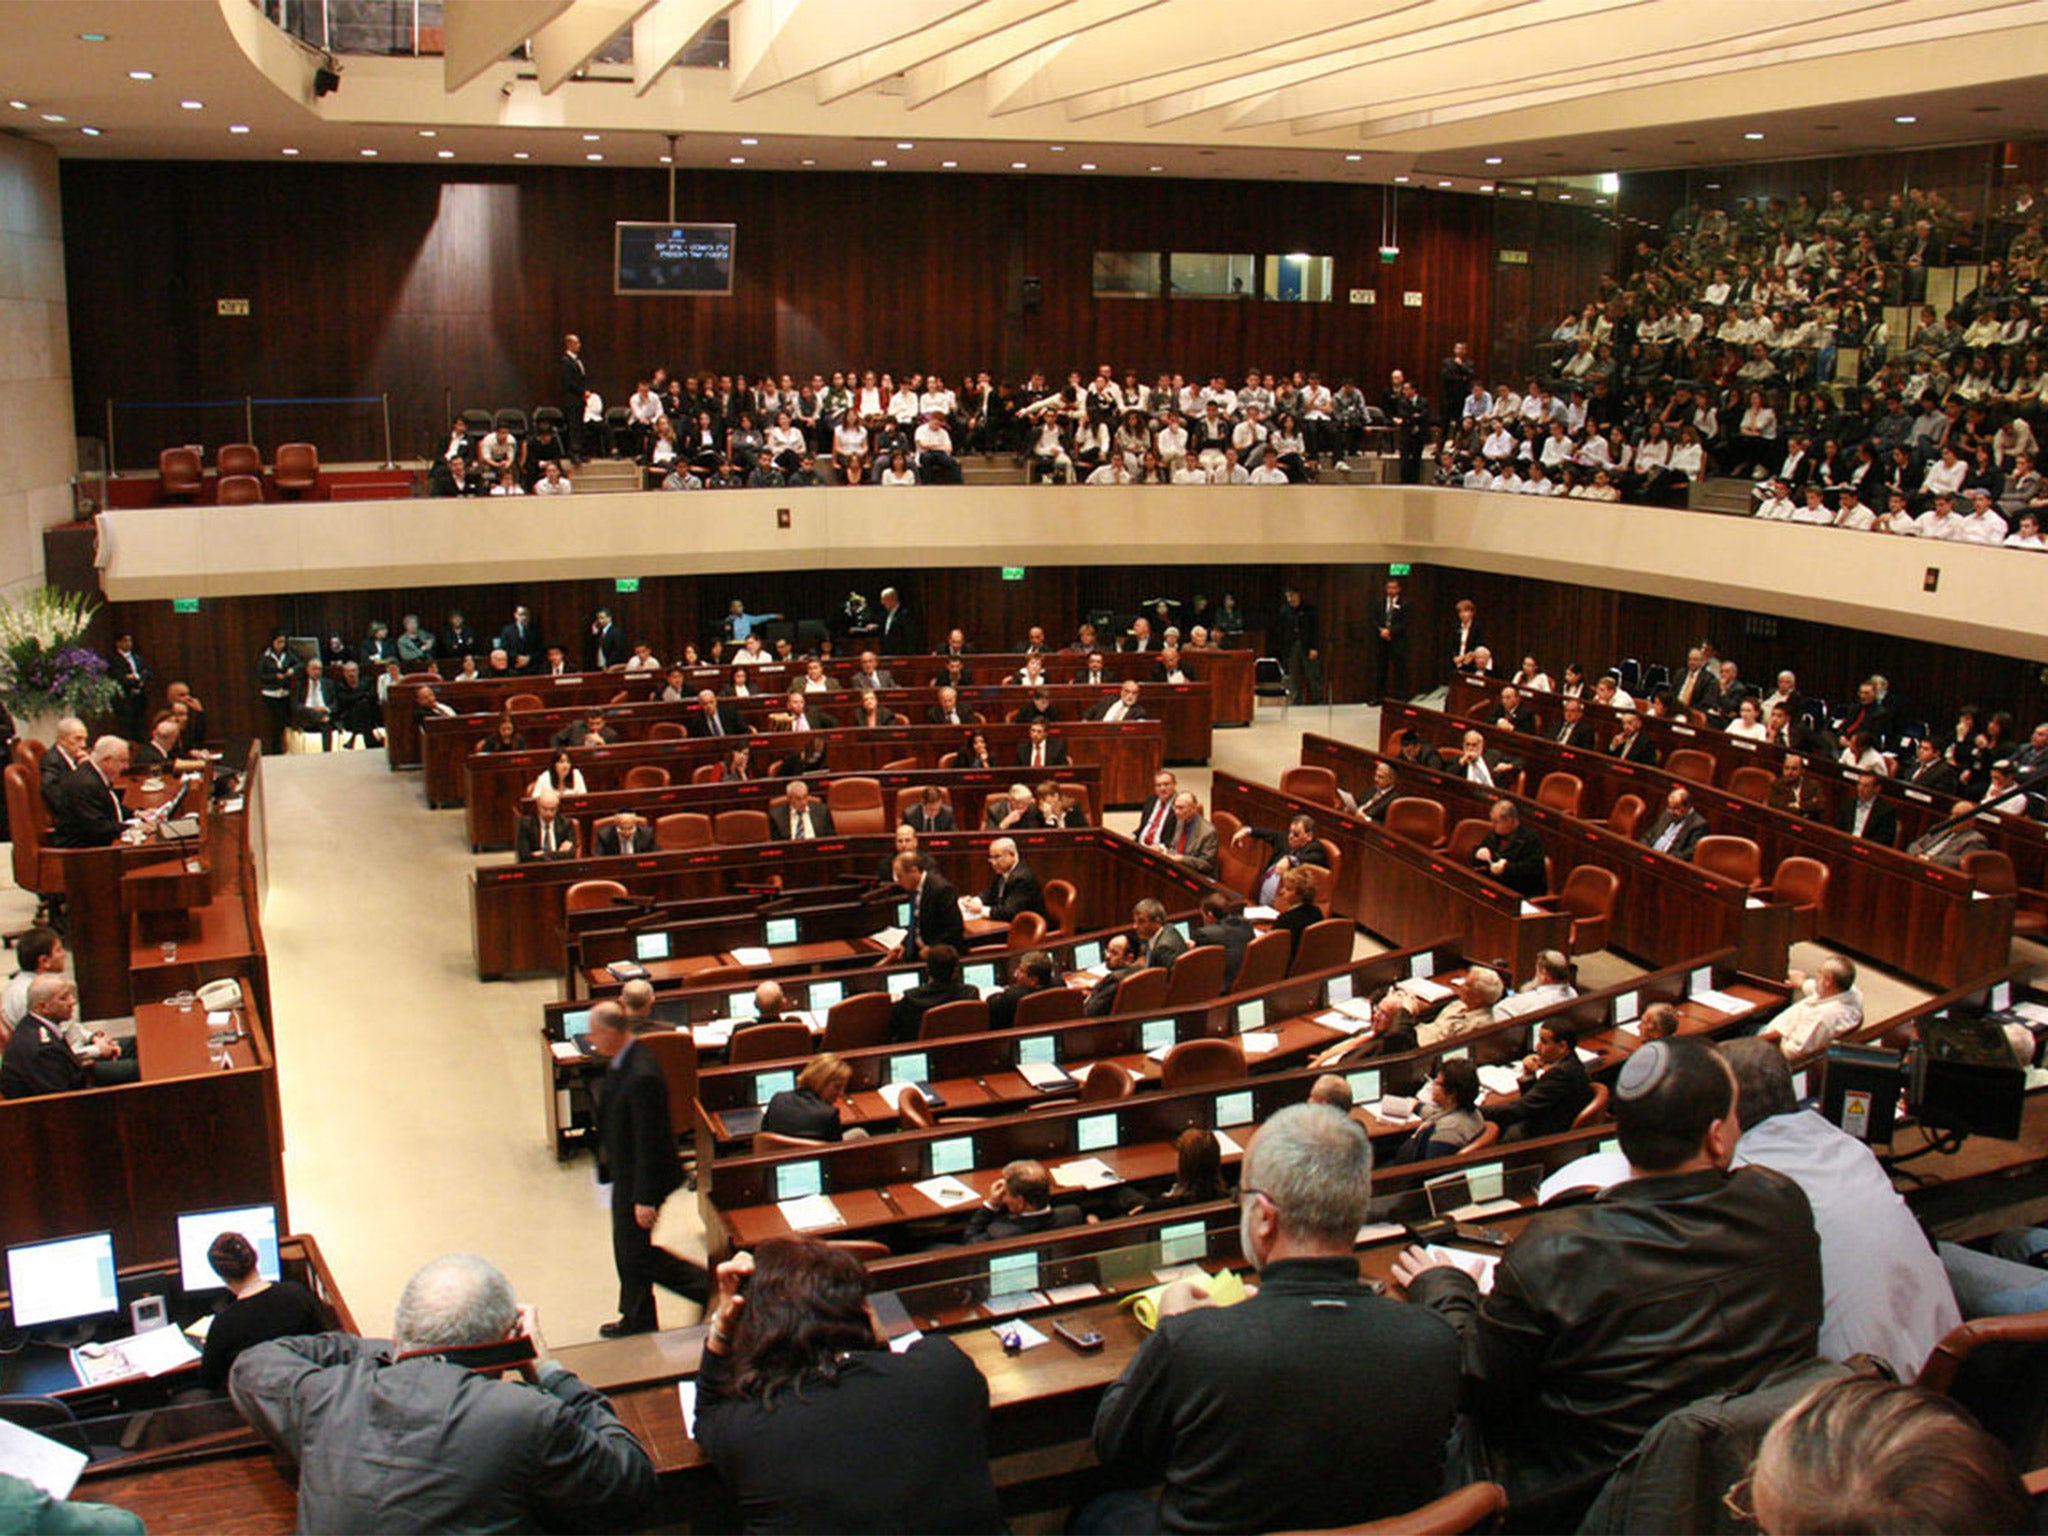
[8,1232,119,1328]
[634,932,671,962]
[614,222,736,296]
[177,1204,281,1292]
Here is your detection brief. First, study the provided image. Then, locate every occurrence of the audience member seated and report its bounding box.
[1417,967,1505,1047]
[964,1160,1078,1242]
[1757,957,1864,1058]
[1082,1105,1460,1534]
[532,751,586,799]
[1640,784,1710,860]
[761,1053,855,1143]
[1395,1038,1822,1523]
[1082,934,1141,1017]
[594,812,650,857]
[1231,814,1330,906]
[1190,891,1254,987]
[1495,949,1577,1020]
[734,981,798,1035]
[52,736,132,848]
[1112,1127,1232,1216]
[1311,988,1423,1069]
[768,780,833,841]
[694,1240,1005,1534]
[0,974,91,1099]
[964,836,1045,923]
[1393,1057,1488,1163]
[987,950,1057,1031]
[197,1229,328,1393]
[1471,798,1549,897]
[889,944,977,1043]
[230,1254,655,1532]
[1267,866,1325,960]
[515,789,579,862]
[1483,1019,1592,1140]
[1,929,135,1086]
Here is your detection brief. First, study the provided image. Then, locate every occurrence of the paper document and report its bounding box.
[1521,902,1545,916]
[777,1194,844,1231]
[1537,1150,1632,1206]
[1618,1020,1643,1038]
[876,1082,918,1111]
[1421,1244,1501,1293]
[1314,1010,1355,1028]
[988,1319,1050,1348]
[1214,1130,1244,1158]
[1370,1094,1421,1123]
[912,1175,981,1208]
[731,946,774,966]
[549,1041,582,1061]
[1448,1198,1522,1222]
[72,1325,199,1386]
[692,1023,734,1050]
[0,1418,86,1499]
[1018,1062,1076,1090]
[1476,1065,1524,1097]
[872,926,907,949]
[2013,1001,2048,1026]
[677,1380,698,1437]
[1239,1031,1280,1055]
[183,1312,215,1342]
[889,1329,924,1354]
[1400,977,1455,1004]
[1335,997,1378,1021]
[1690,988,1749,1015]
[1355,1221,1406,1245]
[1045,1281,1103,1305]
[1051,1157,1121,1190]
[1242,905,1279,922]
[206,1010,233,1026]
[1146,1042,1174,1062]
[1575,1047,1602,1065]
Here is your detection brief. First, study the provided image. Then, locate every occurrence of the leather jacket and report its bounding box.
[1409,1165,1821,1511]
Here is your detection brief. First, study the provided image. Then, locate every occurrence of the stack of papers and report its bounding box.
[1420,1245,1500,1293]
[1239,1031,1280,1056]
[0,1419,86,1499]
[912,1175,981,1208]
[1476,1065,1524,1097]
[731,946,774,966]
[1332,997,1377,1021]
[1050,1157,1121,1190]
[1367,1096,1421,1124]
[692,1021,735,1049]
[873,925,907,949]
[549,1040,582,1062]
[71,1325,199,1385]
[1018,1061,1076,1091]
[777,1194,843,1231]
[1690,989,1750,1016]
[1242,906,1280,922]
[1400,977,1456,1005]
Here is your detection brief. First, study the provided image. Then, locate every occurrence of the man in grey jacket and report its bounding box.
[231,1254,655,1532]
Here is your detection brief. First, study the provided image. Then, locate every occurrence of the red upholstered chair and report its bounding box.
[216,442,262,478]
[1960,850,2048,940]
[1694,835,1763,889]
[1664,748,1718,786]
[1759,855,1830,943]
[1006,910,1048,948]
[1287,918,1354,977]
[1728,765,1777,802]
[504,693,544,713]
[881,756,918,771]
[1160,1037,1244,1090]
[564,879,628,913]
[1268,1481,1509,1536]
[895,786,951,824]
[918,999,989,1041]
[1444,818,1492,866]
[691,763,723,784]
[756,1131,828,1152]
[654,812,712,850]
[1013,986,1085,1028]
[1530,865,1621,954]
[1605,793,1647,839]
[1385,797,1447,847]
[1571,1082,1613,1129]
[727,1022,811,1064]
[1535,772,1584,817]
[1110,967,1170,1014]
[1042,879,1077,935]
[714,809,771,844]
[622,765,670,790]
[1164,945,1227,1005]
[158,447,202,500]
[1233,929,1293,991]
[4,764,63,918]
[272,442,320,496]
[1078,1062,1134,1102]
[647,721,688,741]
[215,474,263,505]
[1279,764,1342,808]
[820,991,894,1052]
[827,776,888,834]
[897,1086,939,1128]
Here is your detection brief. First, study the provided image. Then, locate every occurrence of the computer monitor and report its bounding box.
[7,1232,119,1328]
[764,916,800,947]
[633,931,672,962]
[808,979,845,1013]
[560,1007,593,1041]
[887,971,918,999]
[963,961,998,992]
[1073,939,1104,970]
[176,1204,281,1292]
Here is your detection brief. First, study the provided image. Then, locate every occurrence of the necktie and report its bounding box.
[1032,743,1044,767]
[1655,820,1680,853]
[542,821,555,853]
[1176,823,1189,853]
[795,811,810,840]
[710,712,723,736]
[1141,799,1169,843]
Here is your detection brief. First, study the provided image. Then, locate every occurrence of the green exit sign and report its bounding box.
[1388,564,1411,577]
[172,597,201,614]
[1001,567,1026,582]
[614,577,640,593]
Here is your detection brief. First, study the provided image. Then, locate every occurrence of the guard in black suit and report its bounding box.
[559,334,589,461]
[1369,577,1408,705]
[590,1006,707,1335]
[587,609,626,671]
[1479,688,1537,733]
[877,588,920,656]
[110,634,149,743]
[53,746,129,849]
[497,606,541,673]
[892,852,965,962]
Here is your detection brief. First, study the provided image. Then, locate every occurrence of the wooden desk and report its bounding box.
[1371,708,2010,989]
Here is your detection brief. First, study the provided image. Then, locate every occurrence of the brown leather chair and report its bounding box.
[215,473,263,505]
[1042,879,1077,935]
[1454,1121,1503,1158]
[936,752,960,768]
[1530,865,1620,954]
[897,1085,939,1128]
[1013,986,1085,1028]
[1917,1307,2048,1397]
[825,1239,892,1261]
[820,991,893,1053]
[1006,910,1048,948]
[1728,765,1777,802]
[755,1131,828,1152]
[1664,748,1717,786]
[1288,918,1354,977]
[1385,797,1447,847]
[1268,1480,1509,1536]
[1444,818,1492,866]
[1605,793,1647,839]
[635,1030,698,1130]
[727,1022,811,1064]
[881,756,918,771]
[1760,855,1830,943]
[504,693,544,713]
[1571,1081,1613,1130]
[691,763,723,784]
[564,879,628,913]
[1078,1062,1134,1102]
[1694,834,1762,888]
[655,812,713,850]
[827,776,888,834]
[1165,945,1228,1005]
[1234,929,1293,992]
[272,441,320,496]
[894,786,950,825]
[12,738,45,772]
[647,721,688,740]
[918,998,989,1041]
[1160,1037,1244,1089]
[622,765,670,790]
[982,792,1015,827]
[4,764,63,916]
[216,442,262,479]
[1961,850,2048,939]
[1535,772,1584,817]
[1054,782,1093,824]
[1110,966,1170,1013]
[158,446,202,500]
[714,809,772,844]
[1279,764,1342,808]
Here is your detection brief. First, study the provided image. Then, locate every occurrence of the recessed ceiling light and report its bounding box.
[1344,153,1362,162]
[127,69,153,81]
[1049,144,1065,152]
[1595,197,1607,205]
[360,148,378,157]
[1393,175,1409,183]
[1484,156,1503,165]
[80,125,101,136]
[582,133,600,142]
[1705,181,1721,189]
[870,158,887,167]
[940,160,956,168]
[281,146,299,155]
[729,156,745,165]
[1519,188,1533,196]
[77,32,107,42]
[1558,192,1572,201]
[585,152,602,161]
[1743,131,1764,140]
[1895,114,1918,124]
[658,154,672,164]
[1479,183,1493,192]
[7,101,28,111]
[180,99,203,110]
[1438,179,1452,187]
[1148,165,1162,172]
[229,124,249,134]
[513,150,530,159]
[740,137,758,145]
[1011,161,1027,169]
[436,149,454,158]
[801,157,817,166]
[1080,162,1096,171]
[896,141,914,149]
[41,113,65,123]
[418,129,436,137]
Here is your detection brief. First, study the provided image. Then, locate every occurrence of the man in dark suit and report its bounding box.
[1133,770,1179,848]
[1235,816,1332,907]
[40,718,89,814]
[1902,737,1961,794]
[1075,651,1110,687]
[587,609,627,671]
[900,787,956,833]
[595,812,651,858]
[778,690,836,735]
[1483,1020,1592,1141]
[1640,785,1710,861]
[1015,719,1069,770]
[1369,576,1409,706]
[559,333,589,460]
[1552,696,1598,750]
[1088,680,1149,723]
[768,781,835,841]
[888,944,979,1042]
[1450,599,1486,675]
[891,850,965,964]
[973,838,1046,922]
[1191,892,1255,987]
[848,650,897,691]
[0,976,91,1099]
[964,1160,1080,1243]
[515,790,580,862]
[1766,755,1829,820]
[1012,688,1060,727]
[1354,762,1401,823]
[588,1004,708,1336]
[497,606,540,673]
[1132,898,1188,970]
[109,632,149,742]
[553,710,618,750]
[1162,791,1220,876]
[1478,684,1536,734]
[1670,648,1721,714]
[877,586,919,656]
[1273,588,1322,706]
[1835,772,1899,845]
[1831,680,1893,747]
[1907,802,1992,868]
[1712,661,1755,720]
[925,686,971,727]
[1472,799,1549,898]
[687,689,746,739]
[1083,933,1142,1016]
[987,950,1058,1032]
[289,658,338,747]
[53,737,131,849]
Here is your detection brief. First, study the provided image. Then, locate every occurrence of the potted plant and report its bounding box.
[0,587,121,744]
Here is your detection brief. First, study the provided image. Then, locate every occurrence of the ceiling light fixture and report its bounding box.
[1344,153,1362,162]
[41,113,65,123]
[801,157,817,166]
[585,152,602,161]
[281,146,299,155]
[1148,165,1162,172]
[1895,114,1918,124]
[582,132,600,141]
[418,129,436,137]
[870,158,887,167]
[1080,162,1096,170]
[513,150,530,159]
[940,160,956,168]
[80,125,101,136]
[1011,161,1027,169]
[180,99,203,110]
[77,32,107,42]
[360,148,378,157]
[437,149,453,158]
[729,156,745,164]
[897,141,914,149]
[741,136,758,145]
[1743,131,1764,140]
[128,69,153,81]
[1393,174,1409,183]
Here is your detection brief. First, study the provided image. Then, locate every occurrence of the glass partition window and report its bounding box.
[1093,251,1163,298]
[1170,253,1258,299]
[1262,254,1335,302]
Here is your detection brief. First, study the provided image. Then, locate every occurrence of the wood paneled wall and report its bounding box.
[61,162,1514,467]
